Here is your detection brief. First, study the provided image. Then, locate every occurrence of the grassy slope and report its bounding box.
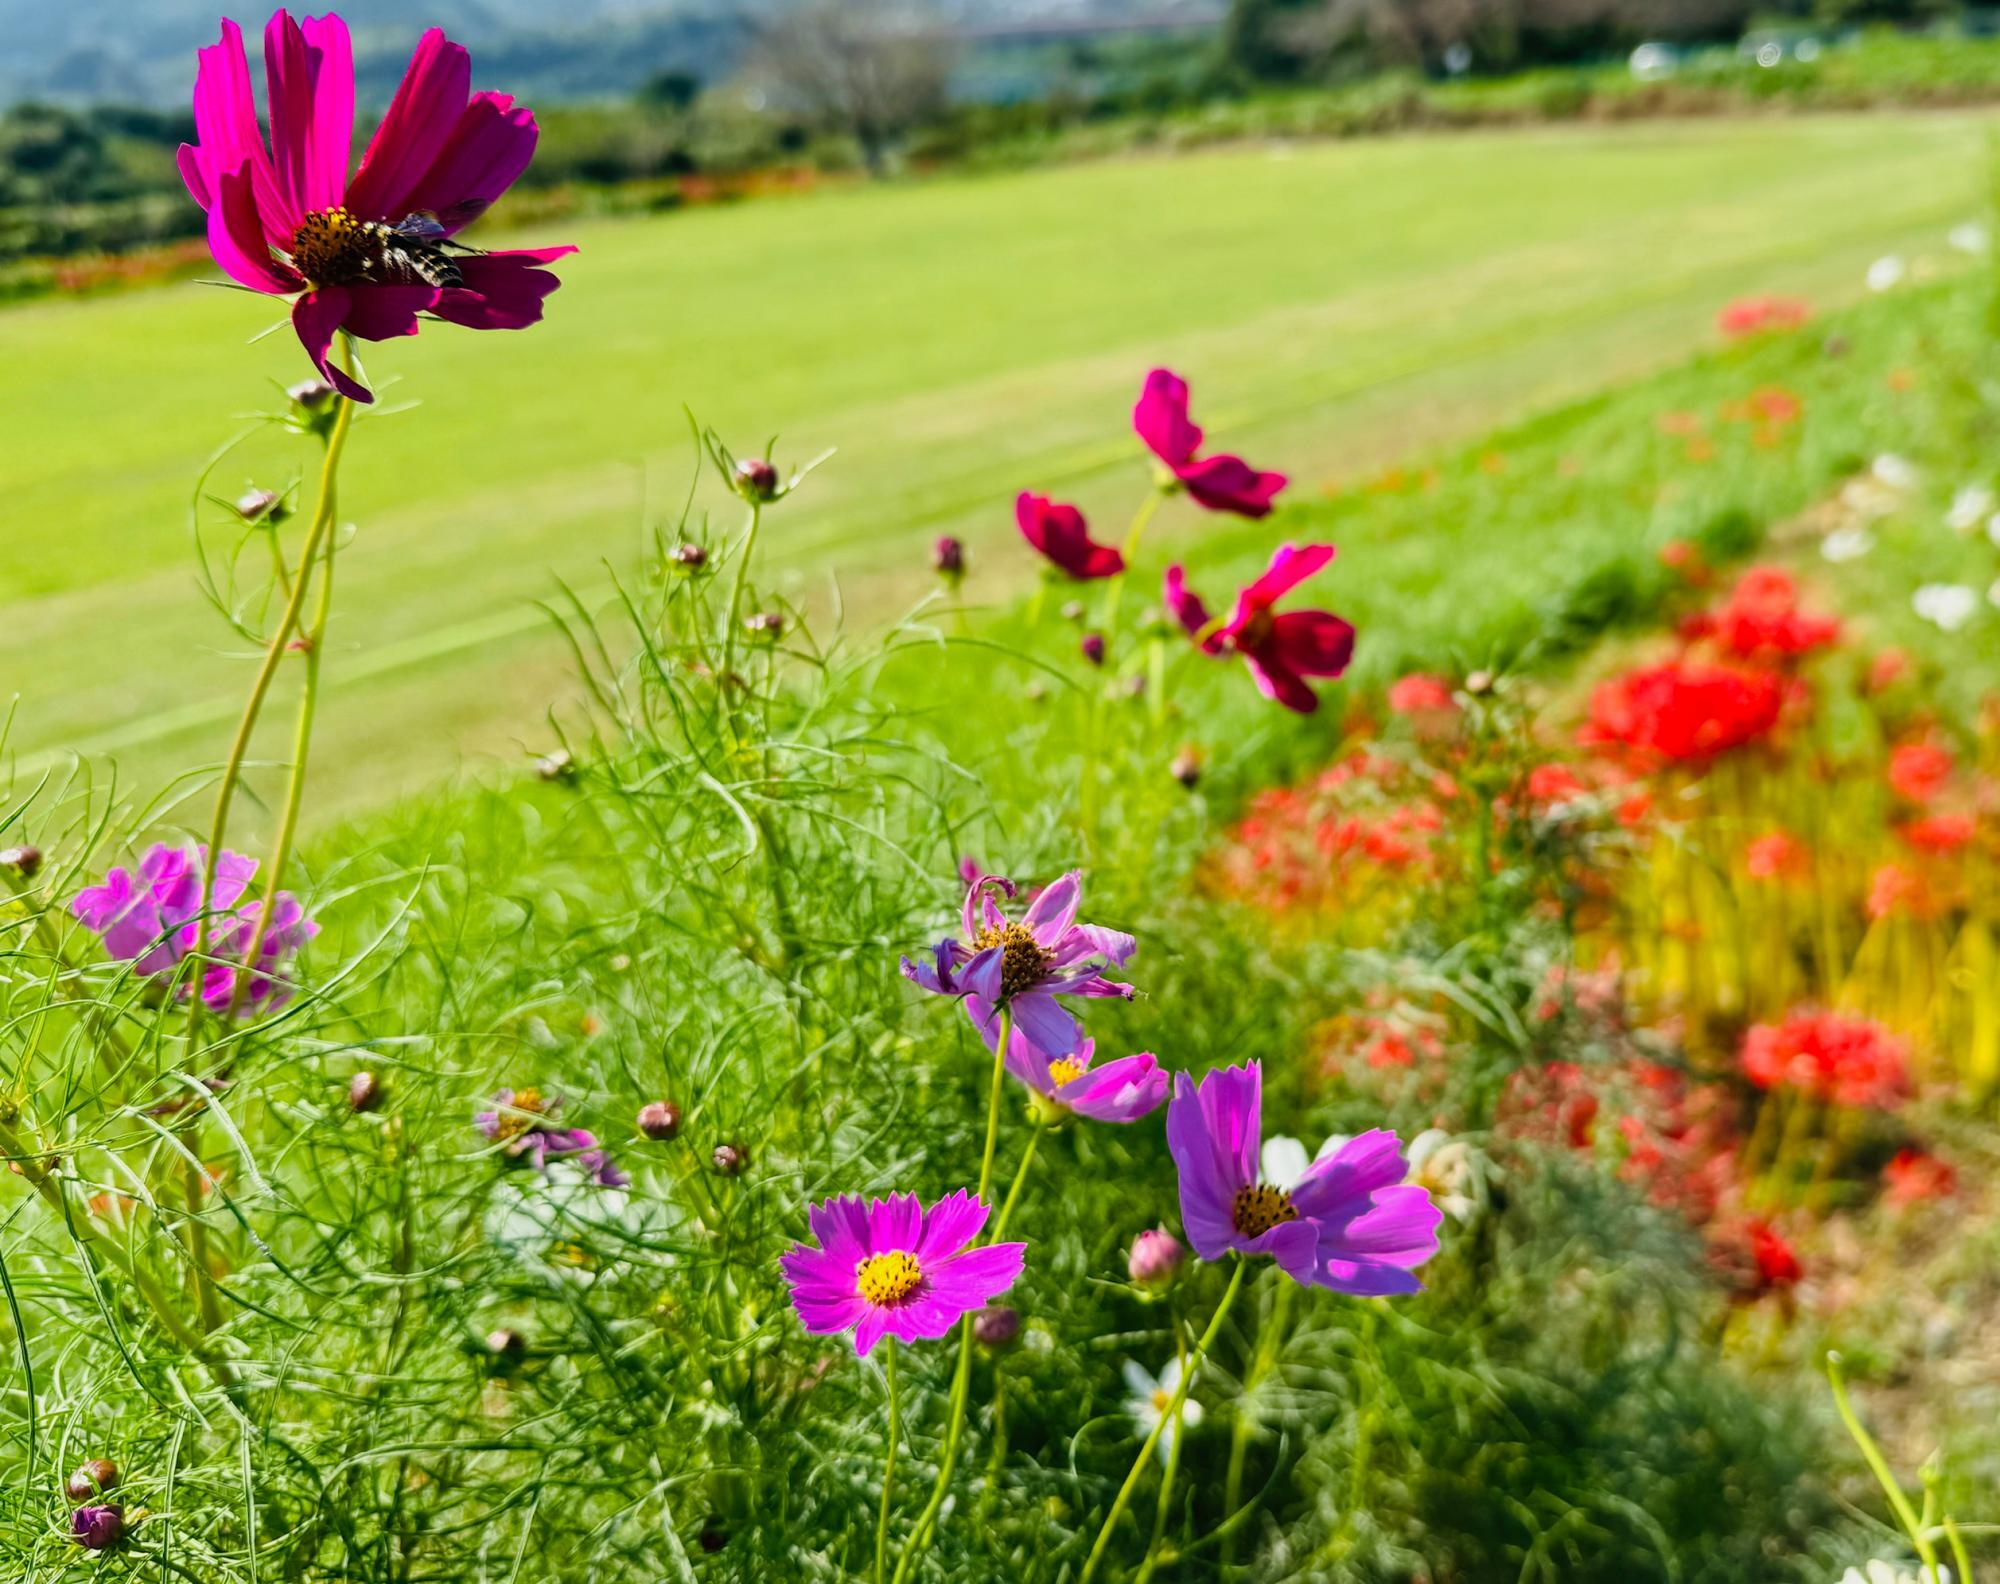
[0,111,1991,818]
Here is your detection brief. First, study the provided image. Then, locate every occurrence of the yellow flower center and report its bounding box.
[288,205,461,289]
[1047,1057,1086,1088]
[855,1250,923,1306]
[492,1087,548,1143]
[1230,1183,1299,1239]
[290,206,371,284]
[974,921,1054,1000]
[1150,1388,1172,1414]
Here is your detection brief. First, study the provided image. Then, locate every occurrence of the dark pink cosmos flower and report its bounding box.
[1165,1062,1439,1294]
[1134,369,1286,518]
[1163,544,1356,714]
[179,11,574,403]
[1016,492,1124,579]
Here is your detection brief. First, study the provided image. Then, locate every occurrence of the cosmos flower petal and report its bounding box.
[790,1286,870,1336]
[915,1189,989,1261]
[1312,1257,1425,1297]
[1006,989,1081,1061]
[1290,1130,1411,1218]
[431,247,577,331]
[345,26,473,221]
[1243,649,1319,714]
[1177,453,1286,518]
[292,288,373,404]
[1166,1071,1246,1258]
[298,13,354,213]
[1021,870,1081,944]
[210,162,304,294]
[957,945,1005,1005]
[1059,1052,1167,1123]
[806,1196,871,1266]
[1328,1186,1445,1262]
[1269,610,1356,678]
[1238,543,1336,612]
[401,91,540,234]
[1134,368,1202,466]
[925,1241,1026,1307]
[339,284,439,341]
[874,1190,925,1254]
[852,1308,894,1356]
[1163,566,1220,648]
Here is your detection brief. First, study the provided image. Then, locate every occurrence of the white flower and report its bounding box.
[1123,1356,1203,1463]
[1913,583,1979,632]
[1820,527,1875,563]
[1838,1562,1951,1584]
[1947,485,1995,533]
[1407,1128,1486,1223]
[1867,254,1907,292]
[1260,1132,1348,1191]
[1949,220,1989,255]
[1872,453,1918,491]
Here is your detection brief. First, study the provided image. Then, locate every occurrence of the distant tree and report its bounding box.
[743,0,952,175]
[639,68,702,111]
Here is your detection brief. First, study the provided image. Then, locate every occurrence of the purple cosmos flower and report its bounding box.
[901,869,1135,1062]
[178,11,575,404]
[1165,1062,1440,1294]
[475,1088,629,1188]
[1164,545,1357,715]
[1007,1035,1166,1124]
[72,843,314,1014]
[1017,492,1125,580]
[71,1505,124,1550]
[780,1190,1025,1356]
[1134,370,1287,519]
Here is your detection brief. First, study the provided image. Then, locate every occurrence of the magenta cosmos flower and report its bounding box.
[1165,544,1356,714]
[781,1190,1026,1356]
[901,870,1135,1061]
[1016,492,1125,579]
[1135,369,1286,518]
[1008,1034,1166,1124]
[1166,1062,1440,1295]
[179,11,574,403]
[72,843,316,1014]
[475,1088,628,1188]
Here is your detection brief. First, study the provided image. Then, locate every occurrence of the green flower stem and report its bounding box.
[988,1125,1041,1245]
[890,1004,1015,1584]
[719,500,762,726]
[876,1338,900,1584]
[1221,1275,1290,1573]
[1827,1351,1944,1583]
[1079,1258,1248,1584]
[1134,1325,1191,1584]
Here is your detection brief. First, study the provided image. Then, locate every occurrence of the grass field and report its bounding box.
[1,110,1993,817]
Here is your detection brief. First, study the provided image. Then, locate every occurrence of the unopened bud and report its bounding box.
[1060,600,1085,623]
[1169,747,1202,789]
[0,844,41,879]
[485,1328,526,1372]
[347,1072,381,1113]
[637,1100,681,1141]
[744,611,783,640]
[287,378,336,409]
[972,1304,1020,1349]
[536,749,576,783]
[65,1459,118,1501]
[711,1141,747,1176]
[1465,669,1496,696]
[1127,1227,1184,1287]
[670,542,708,571]
[733,457,780,502]
[234,488,281,523]
[1080,633,1106,667]
[71,1505,124,1550]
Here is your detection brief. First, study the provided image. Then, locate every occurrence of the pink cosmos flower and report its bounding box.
[1016,492,1124,579]
[1134,369,1286,518]
[1006,1034,1166,1124]
[1165,1062,1439,1294]
[178,11,575,403]
[72,843,316,1014]
[474,1087,628,1187]
[1164,545,1356,714]
[781,1190,1026,1356]
[901,869,1135,1062]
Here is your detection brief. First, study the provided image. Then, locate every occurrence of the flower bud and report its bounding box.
[711,1141,747,1176]
[65,1459,118,1501]
[0,844,41,879]
[972,1304,1020,1349]
[485,1328,526,1373]
[234,487,282,523]
[348,1072,381,1113]
[744,611,784,640]
[1169,747,1202,789]
[1127,1228,1184,1287]
[71,1505,123,1550]
[699,1524,727,1553]
[1080,633,1106,667]
[1060,599,1085,623]
[1465,669,1496,696]
[932,535,965,578]
[536,748,576,784]
[670,542,708,571]
[287,378,336,410]
[637,1100,681,1141]
[733,457,780,502]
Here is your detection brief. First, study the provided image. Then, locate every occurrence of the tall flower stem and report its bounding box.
[1826,1351,1944,1583]
[890,1005,1015,1584]
[1078,1259,1248,1584]
[719,500,762,727]
[989,1126,1042,1245]
[876,1339,900,1584]
[188,339,358,1047]
[1134,1325,1191,1584]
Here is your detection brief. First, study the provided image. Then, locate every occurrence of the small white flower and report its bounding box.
[1838,1561,1951,1584]
[1949,220,1989,255]
[1260,1133,1349,1191]
[1820,527,1875,563]
[1406,1128,1486,1223]
[1872,453,1918,491]
[1947,485,1994,533]
[1913,583,1979,632]
[1867,254,1908,292]
[1123,1356,1203,1463]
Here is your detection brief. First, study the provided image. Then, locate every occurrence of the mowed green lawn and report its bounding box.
[0,112,1991,818]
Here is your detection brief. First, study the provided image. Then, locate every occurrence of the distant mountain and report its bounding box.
[0,0,1218,108]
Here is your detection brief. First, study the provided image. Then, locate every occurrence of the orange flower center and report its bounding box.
[856,1251,923,1305]
[1230,1183,1298,1239]
[973,921,1053,999]
[492,1087,548,1143]
[288,206,462,289]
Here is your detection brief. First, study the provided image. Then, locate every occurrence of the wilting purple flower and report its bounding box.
[1134,370,1286,519]
[1127,1227,1184,1286]
[781,1190,1025,1356]
[71,1505,124,1550]
[901,869,1135,1062]
[1164,545,1356,715]
[1017,493,1124,580]
[475,1088,628,1187]
[1008,1035,1165,1124]
[72,843,314,1013]
[178,11,574,404]
[1165,1062,1439,1294]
